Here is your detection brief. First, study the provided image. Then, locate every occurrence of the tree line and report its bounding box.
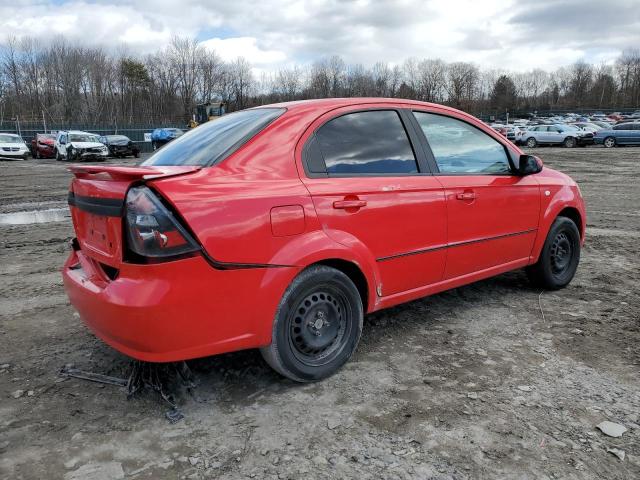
[1,35,639,127]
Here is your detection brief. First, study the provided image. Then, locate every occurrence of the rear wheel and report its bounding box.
[526,217,581,290]
[260,265,363,382]
[603,136,616,148]
[563,136,576,148]
[526,137,537,148]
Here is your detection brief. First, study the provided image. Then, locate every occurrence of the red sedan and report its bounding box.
[31,133,57,159]
[63,98,586,382]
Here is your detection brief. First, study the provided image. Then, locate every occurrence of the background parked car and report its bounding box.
[571,122,601,136]
[54,130,109,161]
[0,133,30,160]
[150,128,184,150]
[594,122,640,147]
[99,135,140,158]
[522,124,590,148]
[30,133,56,159]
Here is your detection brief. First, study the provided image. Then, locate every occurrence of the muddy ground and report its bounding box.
[0,146,638,479]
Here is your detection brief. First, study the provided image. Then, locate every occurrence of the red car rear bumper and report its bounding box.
[62,248,297,362]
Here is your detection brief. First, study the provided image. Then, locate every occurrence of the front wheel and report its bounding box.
[526,217,581,290]
[603,136,616,148]
[563,136,576,148]
[526,137,537,148]
[260,265,363,382]
[55,149,62,161]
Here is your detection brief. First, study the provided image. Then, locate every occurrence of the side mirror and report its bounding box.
[517,154,543,176]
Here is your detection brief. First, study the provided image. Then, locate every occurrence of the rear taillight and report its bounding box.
[124,186,200,260]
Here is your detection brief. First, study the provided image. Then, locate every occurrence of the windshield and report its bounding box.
[69,133,100,143]
[106,135,130,142]
[0,134,23,143]
[143,108,285,167]
[38,134,55,140]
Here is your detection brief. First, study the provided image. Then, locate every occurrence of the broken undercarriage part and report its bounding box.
[59,365,128,387]
[58,361,198,423]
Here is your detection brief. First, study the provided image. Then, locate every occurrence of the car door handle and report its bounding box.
[456,192,476,201]
[333,200,367,209]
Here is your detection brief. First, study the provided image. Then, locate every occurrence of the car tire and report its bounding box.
[526,137,537,148]
[260,265,364,382]
[563,137,576,148]
[55,149,62,161]
[526,216,581,290]
[35,149,40,159]
[603,136,616,148]
[134,151,140,158]
[152,141,158,151]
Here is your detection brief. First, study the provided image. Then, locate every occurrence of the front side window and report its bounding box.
[314,110,418,175]
[143,108,284,167]
[414,112,511,175]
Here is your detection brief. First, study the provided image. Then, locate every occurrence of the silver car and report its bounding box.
[521,124,588,148]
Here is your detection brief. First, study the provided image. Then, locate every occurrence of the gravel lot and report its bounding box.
[1,147,639,479]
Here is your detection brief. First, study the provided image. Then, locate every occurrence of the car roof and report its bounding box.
[0,133,21,137]
[257,97,469,116]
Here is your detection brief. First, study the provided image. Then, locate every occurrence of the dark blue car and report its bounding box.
[594,122,640,148]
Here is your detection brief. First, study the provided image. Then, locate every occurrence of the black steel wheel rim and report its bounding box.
[550,231,573,274]
[288,288,350,366]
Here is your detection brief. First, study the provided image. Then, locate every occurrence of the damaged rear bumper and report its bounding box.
[62,246,296,362]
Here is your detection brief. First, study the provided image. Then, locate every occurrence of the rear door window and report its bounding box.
[414,112,511,175]
[312,110,418,176]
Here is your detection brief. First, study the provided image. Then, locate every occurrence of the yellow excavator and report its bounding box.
[188,101,226,129]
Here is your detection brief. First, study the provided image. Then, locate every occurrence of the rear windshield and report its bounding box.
[142,108,285,167]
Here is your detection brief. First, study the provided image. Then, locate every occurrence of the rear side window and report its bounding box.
[142,108,284,167]
[414,112,511,175]
[313,110,418,175]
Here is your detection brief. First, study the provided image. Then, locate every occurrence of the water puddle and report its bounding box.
[0,208,70,225]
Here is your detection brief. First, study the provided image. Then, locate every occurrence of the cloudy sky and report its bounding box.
[1,0,638,71]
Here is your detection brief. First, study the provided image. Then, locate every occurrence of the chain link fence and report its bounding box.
[0,120,190,154]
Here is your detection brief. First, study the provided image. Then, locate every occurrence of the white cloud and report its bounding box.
[0,0,636,72]
[199,37,286,65]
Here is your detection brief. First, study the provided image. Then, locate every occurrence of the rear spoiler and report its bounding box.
[68,165,201,181]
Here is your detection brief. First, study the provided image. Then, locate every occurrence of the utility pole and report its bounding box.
[42,110,47,133]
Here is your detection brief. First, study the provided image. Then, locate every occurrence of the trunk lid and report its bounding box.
[68,165,200,266]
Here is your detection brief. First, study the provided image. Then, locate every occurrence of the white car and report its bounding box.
[54,130,108,161]
[0,133,30,160]
[521,124,589,148]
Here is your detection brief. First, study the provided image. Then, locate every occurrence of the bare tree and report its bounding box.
[1,33,638,130]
